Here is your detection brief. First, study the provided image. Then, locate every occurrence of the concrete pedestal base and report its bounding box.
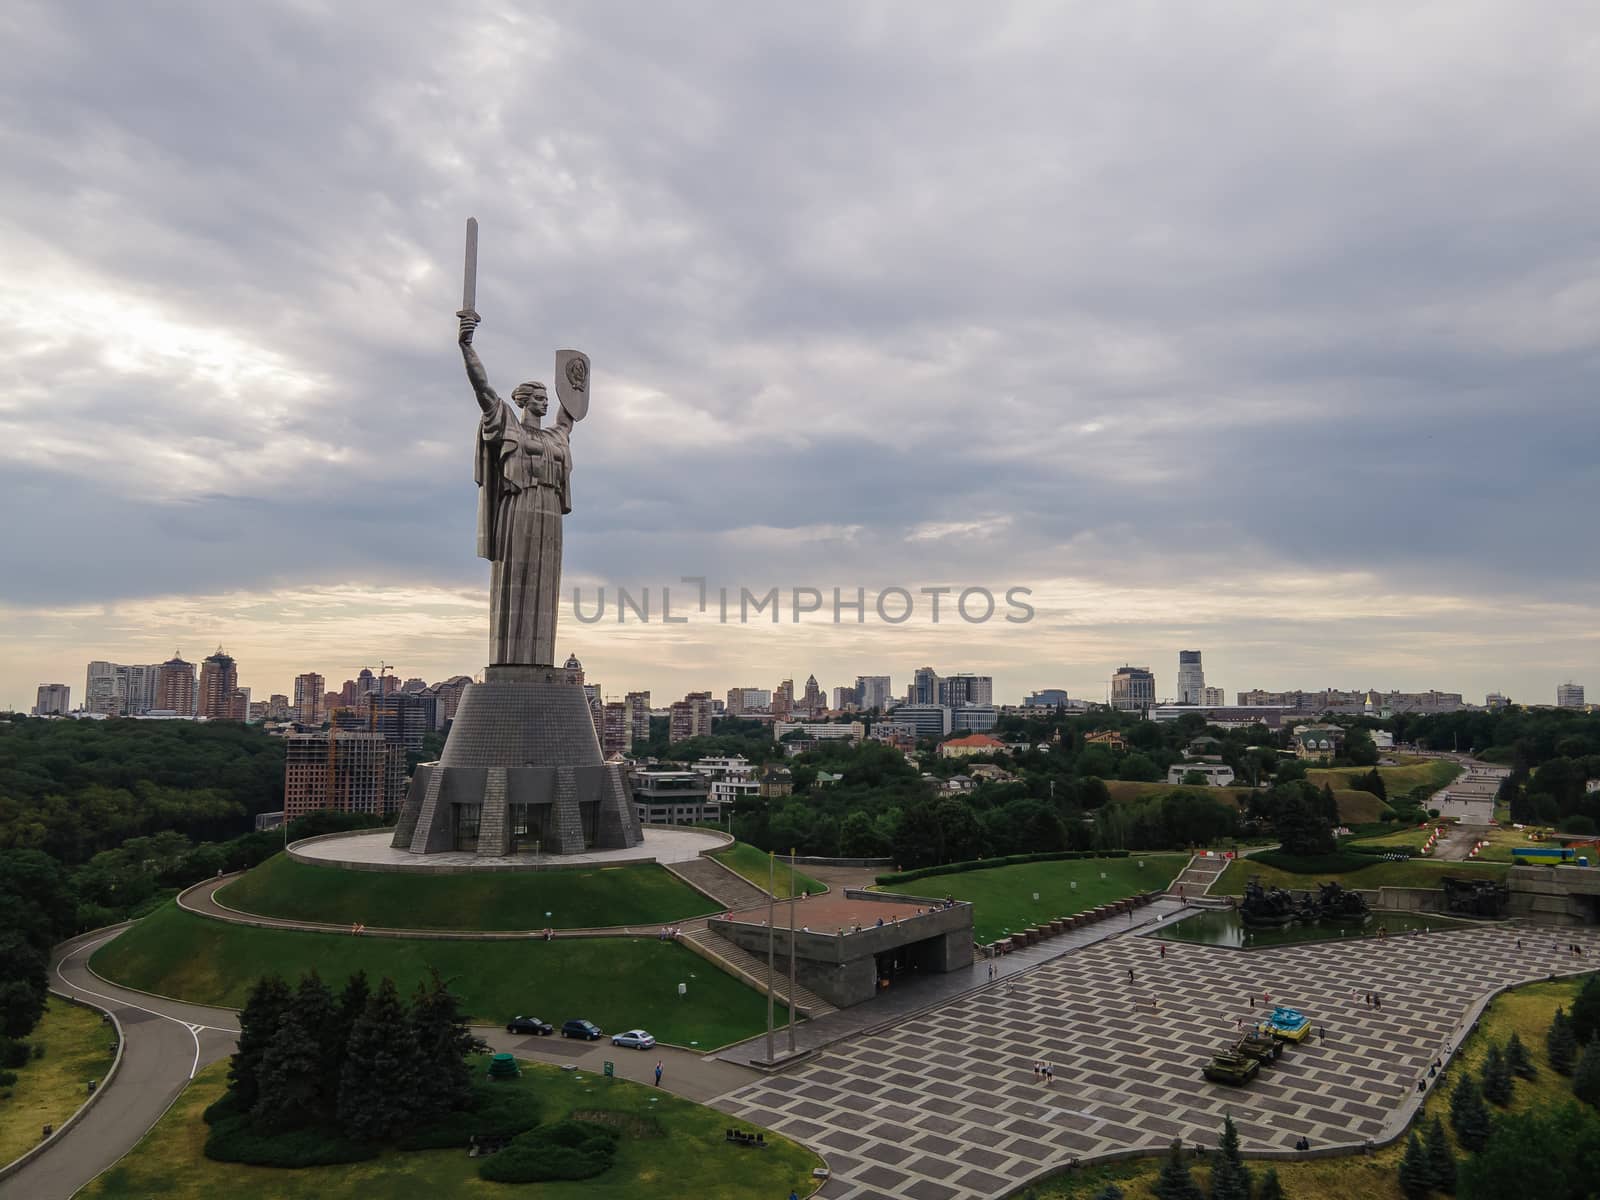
[391,665,642,857]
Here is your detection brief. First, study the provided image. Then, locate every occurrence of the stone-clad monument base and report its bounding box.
[391,665,642,857]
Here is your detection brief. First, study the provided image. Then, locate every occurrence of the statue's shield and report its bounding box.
[554,349,590,421]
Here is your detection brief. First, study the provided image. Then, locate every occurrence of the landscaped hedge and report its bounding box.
[204,1113,378,1167]
[1247,850,1380,875]
[1344,844,1416,860]
[875,850,1131,888]
[478,1119,619,1183]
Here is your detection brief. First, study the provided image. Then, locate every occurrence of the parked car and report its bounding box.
[561,1019,603,1040]
[611,1029,655,1049]
[506,1015,553,1035]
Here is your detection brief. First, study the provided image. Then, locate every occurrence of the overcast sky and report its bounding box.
[3,1,1597,709]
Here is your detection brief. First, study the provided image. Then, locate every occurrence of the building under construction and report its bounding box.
[283,731,407,822]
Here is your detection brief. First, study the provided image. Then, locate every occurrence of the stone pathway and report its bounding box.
[665,854,773,910]
[715,924,1600,1200]
[1170,852,1231,897]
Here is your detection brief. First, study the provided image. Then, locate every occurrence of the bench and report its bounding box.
[724,1129,768,1148]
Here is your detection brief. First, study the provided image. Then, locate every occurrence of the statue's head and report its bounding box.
[511,381,548,416]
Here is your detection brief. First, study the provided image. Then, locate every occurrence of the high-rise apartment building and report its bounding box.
[668,691,713,742]
[800,675,825,715]
[33,684,70,715]
[430,675,473,729]
[294,672,325,725]
[938,674,993,708]
[911,666,941,705]
[772,679,794,720]
[156,653,196,715]
[832,686,856,711]
[197,648,240,720]
[855,675,892,711]
[85,660,161,716]
[283,732,406,821]
[1200,686,1226,707]
[725,687,772,715]
[601,701,629,756]
[1558,681,1586,708]
[267,694,291,721]
[1176,651,1204,705]
[369,690,438,752]
[624,691,651,748]
[84,661,119,714]
[1111,666,1156,712]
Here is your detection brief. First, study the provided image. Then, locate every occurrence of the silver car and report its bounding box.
[611,1028,656,1049]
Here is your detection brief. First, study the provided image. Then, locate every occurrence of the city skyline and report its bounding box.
[3,5,1597,710]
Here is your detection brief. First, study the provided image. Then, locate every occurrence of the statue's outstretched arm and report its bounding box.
[457,310,498,415]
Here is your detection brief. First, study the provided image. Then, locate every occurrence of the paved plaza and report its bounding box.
[716,923,1600,1200]
[290,824,726,870]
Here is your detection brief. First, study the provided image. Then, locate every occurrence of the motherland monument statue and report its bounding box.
[391,219,643,858]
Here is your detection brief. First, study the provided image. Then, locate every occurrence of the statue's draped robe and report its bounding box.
[475,400,571,667]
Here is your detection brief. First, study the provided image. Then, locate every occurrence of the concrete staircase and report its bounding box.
[679,922,837,1017]
[666,855,772,911]
[1170,852,1231,898]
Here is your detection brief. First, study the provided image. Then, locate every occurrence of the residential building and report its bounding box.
[1486,692,1510,711]
[156,653,197,716]
[951,706,999,733]
[939,674,993,708]
[601,701,629,756]
[1167,763,1236,787]
[1200,686,1226,707]
[831,686,856,712]
[402,677,427,693]
[692,755,759,811]
[631,768,717,826]
[1558,682,1586,709]
[855,675,892,711]
[910,666,941,705]
[294,672,325,726]
[800,675,825,716]
[1176,651,1205,705]
[938,733,1007,759]
[1151,704,1297,730]
[356,667,376,697]
[1237,688,1365,710]
[1293,723,1346,760]
[1110,666,1156,712]
[84,660,162,716]
[624,691,652,747]
[773,720,865,746]
[431,675,473,729]
[726,687,771,715]
[772,679,794,719]
[283,731,406,820]
[33,684,70,716]
[233,687,251,721]
[668,691,713,742]
[267,694,291,721]
[197,648,240,720]
[758,765,794,798]
[884,704,952,739]
[368,690,438,752]
[84,661,120,715]
[1084,729,1128,751]
[1023,688,1069,707]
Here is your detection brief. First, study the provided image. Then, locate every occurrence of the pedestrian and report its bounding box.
[1236,1017,1243,1030]
[654,1060,663,1087]
[1249,995,1255,1008]
[1375,994,1382,1010]
[1045,1062,1054,1086]
[1159,944,1166,959]
[1128,968,1135,984]
[1516,937,1522,949]
[1033,1060,1041,1082]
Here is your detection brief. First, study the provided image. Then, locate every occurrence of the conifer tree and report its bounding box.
[1571,976,1600,1045]
[253,1002,326,1132]
[1424,1115,1457,1194]
[1549,1006,1578,1076]
[228,974,291,1110]
[1090,1186,1124,1200]
[333,970,370,1090]
[1255,1167,1286,1200]
[409,967,477,1120]
[1481,1042,1513,1106]
[1398,1131,1432,1200]
[1152,1139,1205,1200]
[337,977,423,1141]
[1209,1115,1252,1200]
[1505,1031,1536,1080]
[1449,1076,1492,1152]
[1572,1039,1600,1108]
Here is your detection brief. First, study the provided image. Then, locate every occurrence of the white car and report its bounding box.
[611,1029,656,1049]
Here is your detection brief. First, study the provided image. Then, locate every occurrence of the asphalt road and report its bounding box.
[4,926,759,1198]
[1,927,240,1200]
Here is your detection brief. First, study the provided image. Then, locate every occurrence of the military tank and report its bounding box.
[1201,1049,1261,1086]
[1234,1029,1284,1063]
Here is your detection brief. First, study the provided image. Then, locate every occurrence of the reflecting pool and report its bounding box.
[1151,907,1480,948]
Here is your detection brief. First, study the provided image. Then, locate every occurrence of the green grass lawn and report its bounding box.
[1026,971,1597,1199]
[92,903,788,1049]
[83,1058,820,1200]
[712,842,826,899]
[216,854,716,931]
[877,855,1187,943]
[1212,854,1510,895]
[0,998,117,1168]
[1343,824,1441,853]
[1308,757,1461,798]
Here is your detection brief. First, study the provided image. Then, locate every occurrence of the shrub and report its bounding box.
[874,849,1130,887]
[0,1071,16,1088]
[1248,850,1375,874]
[478,1119,619,1183]
[0,1038,31,1069]
[395,1084,541,1150]
[203,1113,377,1167]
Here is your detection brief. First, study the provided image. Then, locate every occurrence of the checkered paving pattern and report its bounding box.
[716,925,1600,1200]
